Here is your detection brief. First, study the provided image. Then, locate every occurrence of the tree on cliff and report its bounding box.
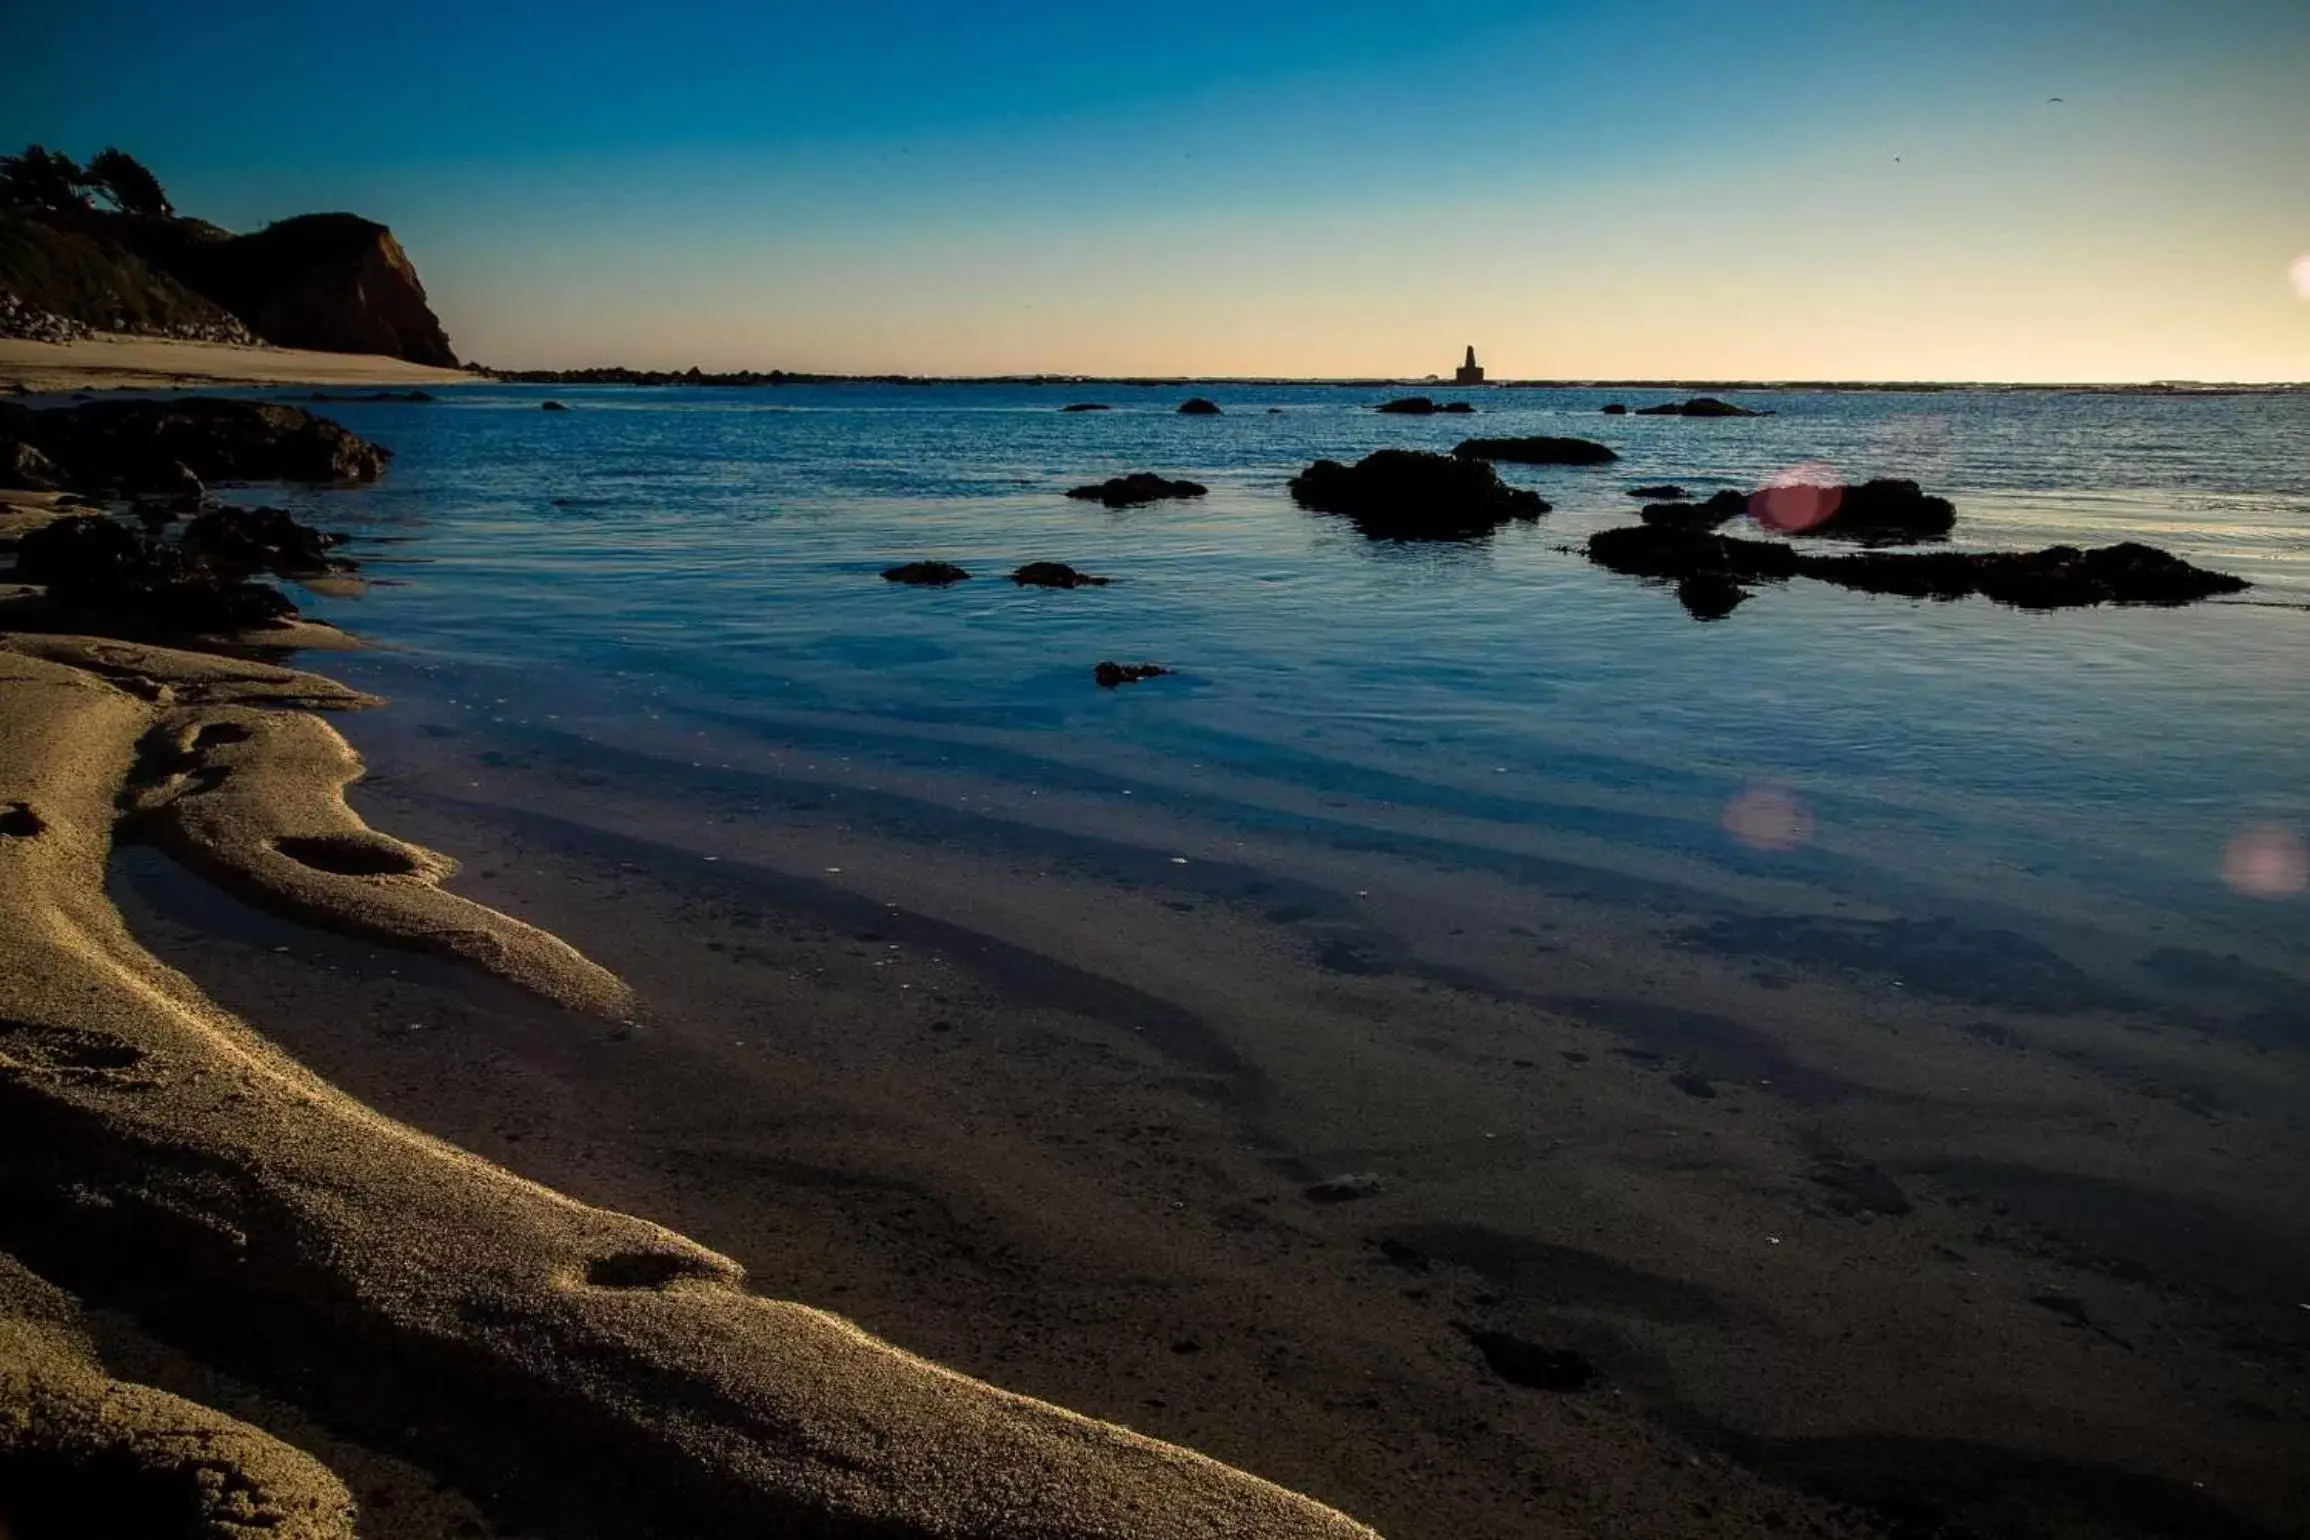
[0,145,93,213]
[85,147,173,218]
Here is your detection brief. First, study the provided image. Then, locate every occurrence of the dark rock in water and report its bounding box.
[1676,572,1751,621]
[1635,397,1769,417]
[1093,661,1170,688]
[1754,477,1957,543]
[540,400,569,412]
[1288,449,1550,541]
[1266,407,1285,415]
[12,513,298,631]
[1012,561,1110,588]
[1304,1173,1385,1204]
[3,397,391,487]
[1065,472,1209,509]
[1177,398,1223,416]
[1453,435,1617,466]
[881,561,971,586]
[1060,402,1111,413]
[125,457,206,508]
[1375,397,1473,415]
[1454,1325,1597,1392]
[307,389,436,403]
[1639,490,1751,532]
[1590,522,2246,617]
[1629,484,1687,500]
[180,505,350,578]
[1601,403,1628,415]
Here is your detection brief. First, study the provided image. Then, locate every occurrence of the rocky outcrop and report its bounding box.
[1289,449,1549,541]
[1012,562,1110,588]
[882,561,971,586]
[10,513,301,631]
[1451,435,1618,465]
[1374,397,1473,415]
[1065,473,1208,508]
[179,506,350,578]
[1,398,391,490]
[1177,398,1223,416]
[1753,477,1956,542]
[1634,397,1769,417]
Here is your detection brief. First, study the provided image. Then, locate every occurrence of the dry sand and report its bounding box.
[0,336,477,395]
[0,633,1380,1539]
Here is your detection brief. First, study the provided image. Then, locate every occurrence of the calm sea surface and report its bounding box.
[261,382,2309,989]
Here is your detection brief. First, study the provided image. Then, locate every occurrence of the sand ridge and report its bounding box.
[0,635,1380,1538]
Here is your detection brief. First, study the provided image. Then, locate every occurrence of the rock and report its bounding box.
[1588,523,2246,617]
[1374,397,1473,415]
[1601,403,1628,415]
[306,390,435,403]
[1065,473,1209,509]
[1638,490,1751,531]
[1060,403,1111,412]
[1094,661,1169,688]
[1012,562,1110,588]
[1288,449,1550,541]
[882,561,971,586]
[7,397,391,487]
[1,439,61,490]
[541,400,570,412]
[179,505,351,578]
[1755,477,1957,543]
[125,457,206,507]
[1634,397,1769,417]
[1177,398,1223,416]
[12,513,299,630]
[1303,1173,1384,1204]
[1628,484,1688,500]
[1453,1325,1597,1392]
[1451,435,1618,466]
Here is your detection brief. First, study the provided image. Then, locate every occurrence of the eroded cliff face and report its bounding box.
[3,209,458,368]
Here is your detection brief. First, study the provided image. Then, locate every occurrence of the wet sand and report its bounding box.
[0,336,476,394]
[61,659,2310,1539]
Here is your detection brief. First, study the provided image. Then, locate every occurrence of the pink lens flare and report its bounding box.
[2223,823,2308,899]
[2292,254,2310,300]
[1750,462,1843,534]
[1723,786,1814,852]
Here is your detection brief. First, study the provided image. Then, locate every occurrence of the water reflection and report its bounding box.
[2222,823,2308,899]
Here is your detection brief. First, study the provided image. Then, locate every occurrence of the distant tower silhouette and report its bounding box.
[1455,345,1485,386]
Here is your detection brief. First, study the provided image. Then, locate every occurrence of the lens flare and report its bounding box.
[1724,786,1813,852]
[2223,824,2307,899]
[1751,462,1843,534]
[2292,254,2310,300]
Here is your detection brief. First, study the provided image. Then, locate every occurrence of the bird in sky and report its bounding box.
[2049,97,2065,104]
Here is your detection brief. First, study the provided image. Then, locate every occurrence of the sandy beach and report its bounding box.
[0,336,477,395]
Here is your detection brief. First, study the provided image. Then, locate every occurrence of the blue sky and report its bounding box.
[7,1,2308,378]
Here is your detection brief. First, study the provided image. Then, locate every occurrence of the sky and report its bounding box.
[6,0,2309,381]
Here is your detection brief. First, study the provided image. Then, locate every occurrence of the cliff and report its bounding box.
[0,208,456,368]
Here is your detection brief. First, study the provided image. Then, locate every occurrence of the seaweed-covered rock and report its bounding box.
[1375,397,1473,415]
[1638,490,1751,531]
[1452,435,1618,466]
[8,397,390,487]
[1094,661,1170,688]
[179,505,350,577]
[1635,397,1768,417]
[1754,477,1956,543]
[1012,562,1110,588]
[1065,473,1209,509]
[1177,398,1223,416]
[1290,450,1549,540]
[882,561,972,586]
[12,513,299,630]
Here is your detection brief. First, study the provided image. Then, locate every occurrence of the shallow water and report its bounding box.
[260,381,2308,994]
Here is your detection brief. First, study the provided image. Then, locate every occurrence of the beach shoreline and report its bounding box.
[0,335,479,394]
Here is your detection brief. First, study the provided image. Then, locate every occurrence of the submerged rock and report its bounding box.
[1452,435,1618,466]
[12,513,299,630]
[1634,397,1769,417]
[1589,522,2246,618]
[1060,402,1112,412]
[1177,398,1223,416]
[1012,561,1110,588]
[1,397,391,488]
[1094,661,1170,688]
[1065,473,1209,509]
[882,561,971,586]
[307,389,436,403]
[1288,449,1549,541]
[1375,397,1474,415]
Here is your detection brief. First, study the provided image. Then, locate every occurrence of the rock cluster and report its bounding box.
[10,512,308,631]
[1374,397,1473,415]
[1451,435,1618,466]
[1289,449,1550,541]
[1,398,391,491]
[1065,473,1209,508]
[1634,397,1769,417]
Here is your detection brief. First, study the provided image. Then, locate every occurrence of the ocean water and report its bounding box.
[261,382,2310,991]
